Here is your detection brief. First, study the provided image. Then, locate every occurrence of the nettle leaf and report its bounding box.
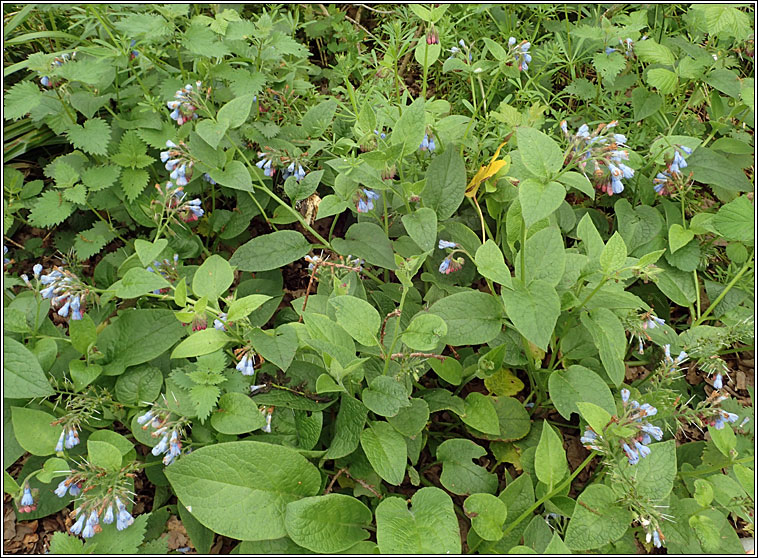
[646,68,678,95]
[437,438,498,495]
[74,221,116,261]
[81,165,121,192]
[564,484,632,550]
[360,420,407,485]
[28,190,74,227]
[285,494,372,553]
[592,51,626,81]
[111,131,154,169]
[65,118,111,156]
[166,441,320,540]
[4,80,43,120]
[120,168,149,203]
[62,183,87,205]
[377,487,461,554]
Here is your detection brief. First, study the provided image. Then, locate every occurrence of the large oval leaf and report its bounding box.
[285,494,372,553]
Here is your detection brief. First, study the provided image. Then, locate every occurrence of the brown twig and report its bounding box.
[399,26,424,78]
[298,263,320,323]
[380,309,401,346]
[391,352,447,361]
[344,470,383,499]
[324,468,347,494]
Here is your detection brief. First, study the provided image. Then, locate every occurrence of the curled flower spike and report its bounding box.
[439,256,464,275]
[168,83,202,126]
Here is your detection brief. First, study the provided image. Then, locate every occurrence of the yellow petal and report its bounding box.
[465,141,510,198]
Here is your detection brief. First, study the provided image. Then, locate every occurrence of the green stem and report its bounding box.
[382,286,408,375]
[572,277,609,314]
[501,451,598,538]
[692,260,752,327]
[678,455,754,477]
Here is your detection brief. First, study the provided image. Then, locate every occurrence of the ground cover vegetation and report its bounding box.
[2,3,755,554]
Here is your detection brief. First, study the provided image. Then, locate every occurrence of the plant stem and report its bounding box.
[692,260,752,327]
[382,286,408,375]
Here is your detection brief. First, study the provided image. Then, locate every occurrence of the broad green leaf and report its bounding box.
[192,255,234,301]
[576,402,611,436]
[475,240,513,288]
[564,484,632,550]
[87,440,122,471]
[686,147,753,192]
[195,119,229,150]
[332,222,397,270]
[617,440,676,500]
[437,438,498,495]
[115,365,163,405]
[209,160,253,191]
[301,99,338,137]
[708,424,737,457]
[461,392,500,436]
[391,97,426,154]
[516,127,564,179]
[517,226,565,287]
[422,144,467,220]
[401,207,438,252]
[558,171,595,199]
[11,407,62,456]
[429,357,463,385]
[329,295,381,346]
[376,487,461,554]
[3,338,54,398]
[466,396,531,442]
[712,196,754,242]
[110,267,170,299]
[548,365,616,420]
[324,395,367,459]
[217,95,254,128]
[519,179,566,228]
[285,169,323,202]
[464,493,507,541]
[360,421,407,485]
[502,279,560,351]
[414,41,441,69]
[134,238,168,267]
[535,422,568,489]
[362,376,410,417]
[429,290,503,346]
[230,231,312,272]
[165,441,321,541]
[576,213,604,260]
[250,324,298,371]
[387,398,429,437]
[171,329,230,359]
[668,224,695,254]
[285,494,372,553]
[69,361,102,392]
[600,232,627,274]
[226,295,272,322]
[484,368,524,397]
[402,313,447,351]
[646,68,678,94]
[211,393,266,434]
[580,308,626,386]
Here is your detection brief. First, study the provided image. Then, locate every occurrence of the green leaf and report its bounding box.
[564,485,632,550]
[558,171,594,198]
[429,357,463,385]
[65,118,111,156]
[706,68,741,98]
[429,290,503,346]
[654,261,697,306]
[548,365,616,420]
[134,238,169,267]
[178,502,214,554]
[63,183,87,204]
[230,231,312,272]
[600,232,627,273]
[69,361,102,392]
[401,207,438,252]
[360,421,407,485]
[3,338,54,398]
[11,407,62,456]
[115,365,163,405]
[633,39,675,66]
[250,325,298,371]
[422,143,467,220]
[285,494,372,553]
[437,438,498,495]
[712,196,754,242]
[414,41,441,69]
[208,160,252,191]
[120,167,149,203]
[475,240,513,288]
[332,223,397,270]
[519,179,566,229]
[592,51,626,81]
[285,169,323,202]
[87,440,123,471]
[211,392,265,434]
[467,396,531,442]
[226,294,272,322]
[576,213,604,260]
[70,91,111,119]
[668,224,695,254]
[708,424,737,457]
[617,440,677,500]
[646,68,678,94]
[73,221,115,261]
[49,532,92,554]
[387,398,429,437]
[28,190,74,227]
[376,487,461,554]
[301,99,338,137]
[325,395,367,459]
[191,384,221,422]
[544,533,572,554]
[461,392,500,436]
[631,87,663,121]
[329,295,381,346]
[193,255,234,301]
[110,268,170,298]
[165,441,321,540]
[391,97,426,154]
[535,422,568,490]
[69,313,97,355]
[217,95,255,128]
[464,493,508,541]
[502,279,560,351]
[580,308,626,386]
[362,376,410,418]
[576,402,611,436]
[517,226,565,287]
[4,80,43,120]
[83,512,148,553]
[516,127,564,179]
[402,313,447,351]
[171,329,230,359]
[195,119,229,150]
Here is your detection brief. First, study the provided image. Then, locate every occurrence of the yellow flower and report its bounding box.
[465,139,511,198]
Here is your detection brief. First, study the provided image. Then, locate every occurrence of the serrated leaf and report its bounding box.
[28,190,74,227]
[646,68,678,95]
[65,118,111,155]
[190,384,221,421]
[74,221,116,261]
[121,168,149,202]
[111,131,154,169]
[81,165,121,191]
[4,81,43,120]
[592,51,626,81]
[62,183,87,205]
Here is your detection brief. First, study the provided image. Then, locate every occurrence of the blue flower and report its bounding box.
[721,410,739,423]
[622,443,639,465]
[580,429,597,446]
[679,145,693,155]
[364,189,380,201]
[55,431,65,452]
[438,239,457,249]
[438,258,451,274]
[621,388,630,403]
[33,263,43,277]
[68,483,81,497]
[82,522,95,538]
[213,312,227,331]
[713,374,723,389]
[640,423,663,441]
[20,488,34,507]
[103,506,114,525]
[54,480,68,498]
[652,530,662,548]
[152,435,169,456]
[634,440,651,458]
[70,514,86,535]
[137,410,154,425]
[88,510,99,526]
[605,47,618,55]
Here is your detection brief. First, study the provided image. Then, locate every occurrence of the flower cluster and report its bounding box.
[653,145,693,195]
[129,39,139,60]
[426,27,439,45]
[39,266,89,320]
[256,152,276,177]
[40,52,75,88]
[355,188,380,213]
[167,82,203,125]
[373,129,387,140]
[70,496,135,537]
[447,39,473,61]
[437,239,464,275]
[154,181,204,223]
[18,485,37,514]
[419,132,436,152]
[137,404,188,466]
[282,161,307,182]
[147,254,179,295]
[605,36,647,58]
[235,347,257,376]
[213,312,228,331]
[508,37,532,71]
[55,424,81,452]
[630,311,667,354]
[561,120,634,196]
[160,140,195,186]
